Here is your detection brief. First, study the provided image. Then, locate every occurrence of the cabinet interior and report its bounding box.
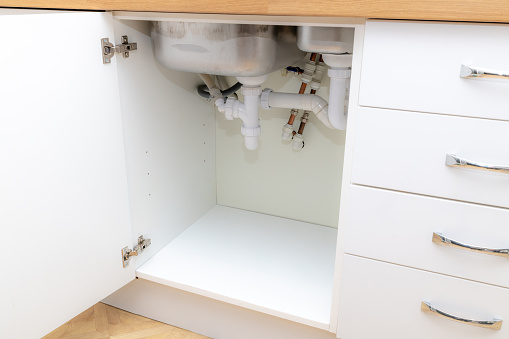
[112,15,360,329]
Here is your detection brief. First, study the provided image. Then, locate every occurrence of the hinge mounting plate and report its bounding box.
[122,235,151,268]
[102,35,138,64]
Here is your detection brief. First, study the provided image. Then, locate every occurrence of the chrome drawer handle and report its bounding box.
[445,154,509,174]
[432,232,509,258]
[460,64,509,80]
[421,301,502,330]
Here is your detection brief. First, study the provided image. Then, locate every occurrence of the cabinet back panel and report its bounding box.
[114,19,217,267]
[216,70,345,228]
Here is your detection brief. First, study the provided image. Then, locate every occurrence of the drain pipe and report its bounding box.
[321,54,352,130]
[214,57,349,150]
[216,75,267,150]
[261,90,333,129]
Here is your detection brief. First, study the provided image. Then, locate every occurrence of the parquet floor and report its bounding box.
[43,302,209,339]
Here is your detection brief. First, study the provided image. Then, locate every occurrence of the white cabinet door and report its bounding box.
[0,11,134,338]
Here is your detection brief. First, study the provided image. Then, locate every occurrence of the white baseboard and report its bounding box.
[103,278,337,339]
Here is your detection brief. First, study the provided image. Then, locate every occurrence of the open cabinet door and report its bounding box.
[0,11,134,338]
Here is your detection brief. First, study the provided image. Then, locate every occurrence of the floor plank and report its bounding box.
[43,303,209,339]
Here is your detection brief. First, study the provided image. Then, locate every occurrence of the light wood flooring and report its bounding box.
[43,302,209,339]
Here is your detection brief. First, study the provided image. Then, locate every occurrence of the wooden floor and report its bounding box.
[43,302,209,339]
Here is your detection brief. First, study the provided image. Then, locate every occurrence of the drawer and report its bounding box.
[351,107,509,209]
[338,255,509,339]
[359,20,509,121]
[345,185,509,288]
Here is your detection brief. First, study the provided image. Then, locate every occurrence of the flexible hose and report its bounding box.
[197,82,243,99]
[222,82,243,96]
[197,85,212,99]
[198,73,217,90]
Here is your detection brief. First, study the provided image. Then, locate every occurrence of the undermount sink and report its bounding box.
[297,26,354,54]
[151,22,306,77]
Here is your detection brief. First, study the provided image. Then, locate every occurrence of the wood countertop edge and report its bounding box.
[1,1,509,24]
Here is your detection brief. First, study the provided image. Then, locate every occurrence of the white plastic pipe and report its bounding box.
[322,53,352,130]
[215,75,267,150]
[267,92,333,129]
[238,86,262,150]
[327,68,350,130]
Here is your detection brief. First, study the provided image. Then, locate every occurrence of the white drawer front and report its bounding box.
[360,20,509,121]
[345,185,509,288]
[338,255,509,339]
[351,107,509,208]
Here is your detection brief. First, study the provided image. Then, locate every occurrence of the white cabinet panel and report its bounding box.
[351,107,509,208]
[338,255,509,339]
[136,205,338,330]
[345,185,509,288]
[359,20,509,121]
[112,19,216,269]
[0,11,133,338]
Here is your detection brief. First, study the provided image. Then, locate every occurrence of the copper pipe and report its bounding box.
[287,79,308,126]
[287,53,318,127]
[297,112,309,135]
[296,91,315,135]
[288,113,297,125]
[298,53,318,96]
[298,82,307,94]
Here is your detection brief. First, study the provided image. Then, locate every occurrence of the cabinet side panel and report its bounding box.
[113,19,216,268]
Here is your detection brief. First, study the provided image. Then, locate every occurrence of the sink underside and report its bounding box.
[151,22,306,77]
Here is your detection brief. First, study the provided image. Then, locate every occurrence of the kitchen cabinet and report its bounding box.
[338,20,509,339]
[3,9,509,339]
[1,9,364,339]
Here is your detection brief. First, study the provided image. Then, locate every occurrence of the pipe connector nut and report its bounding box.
[260,88,274,109]
[241,125,261,137]
[315,62,326,75]
[282,124,294,141]
[292,134,304,151]
[215,98,226,113]
[328,68,351,79]
[224,97,237,120]
[302,60,317,83]
[260,88,273,110]
[241,86,262,96]
[310,80,322,91]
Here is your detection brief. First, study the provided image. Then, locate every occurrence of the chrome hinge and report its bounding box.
[102,35,138,64]
[121,235,152,268]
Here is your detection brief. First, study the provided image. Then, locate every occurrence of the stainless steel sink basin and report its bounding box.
[297,26,354,54]
[151,22,306,77]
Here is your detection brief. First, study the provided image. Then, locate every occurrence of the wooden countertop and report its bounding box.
[1,0,509,24]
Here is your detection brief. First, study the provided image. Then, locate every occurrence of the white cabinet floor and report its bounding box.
[136,205,337,329]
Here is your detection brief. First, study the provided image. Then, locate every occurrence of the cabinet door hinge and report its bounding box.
[121,235,151,268]
[102,36,138,64]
